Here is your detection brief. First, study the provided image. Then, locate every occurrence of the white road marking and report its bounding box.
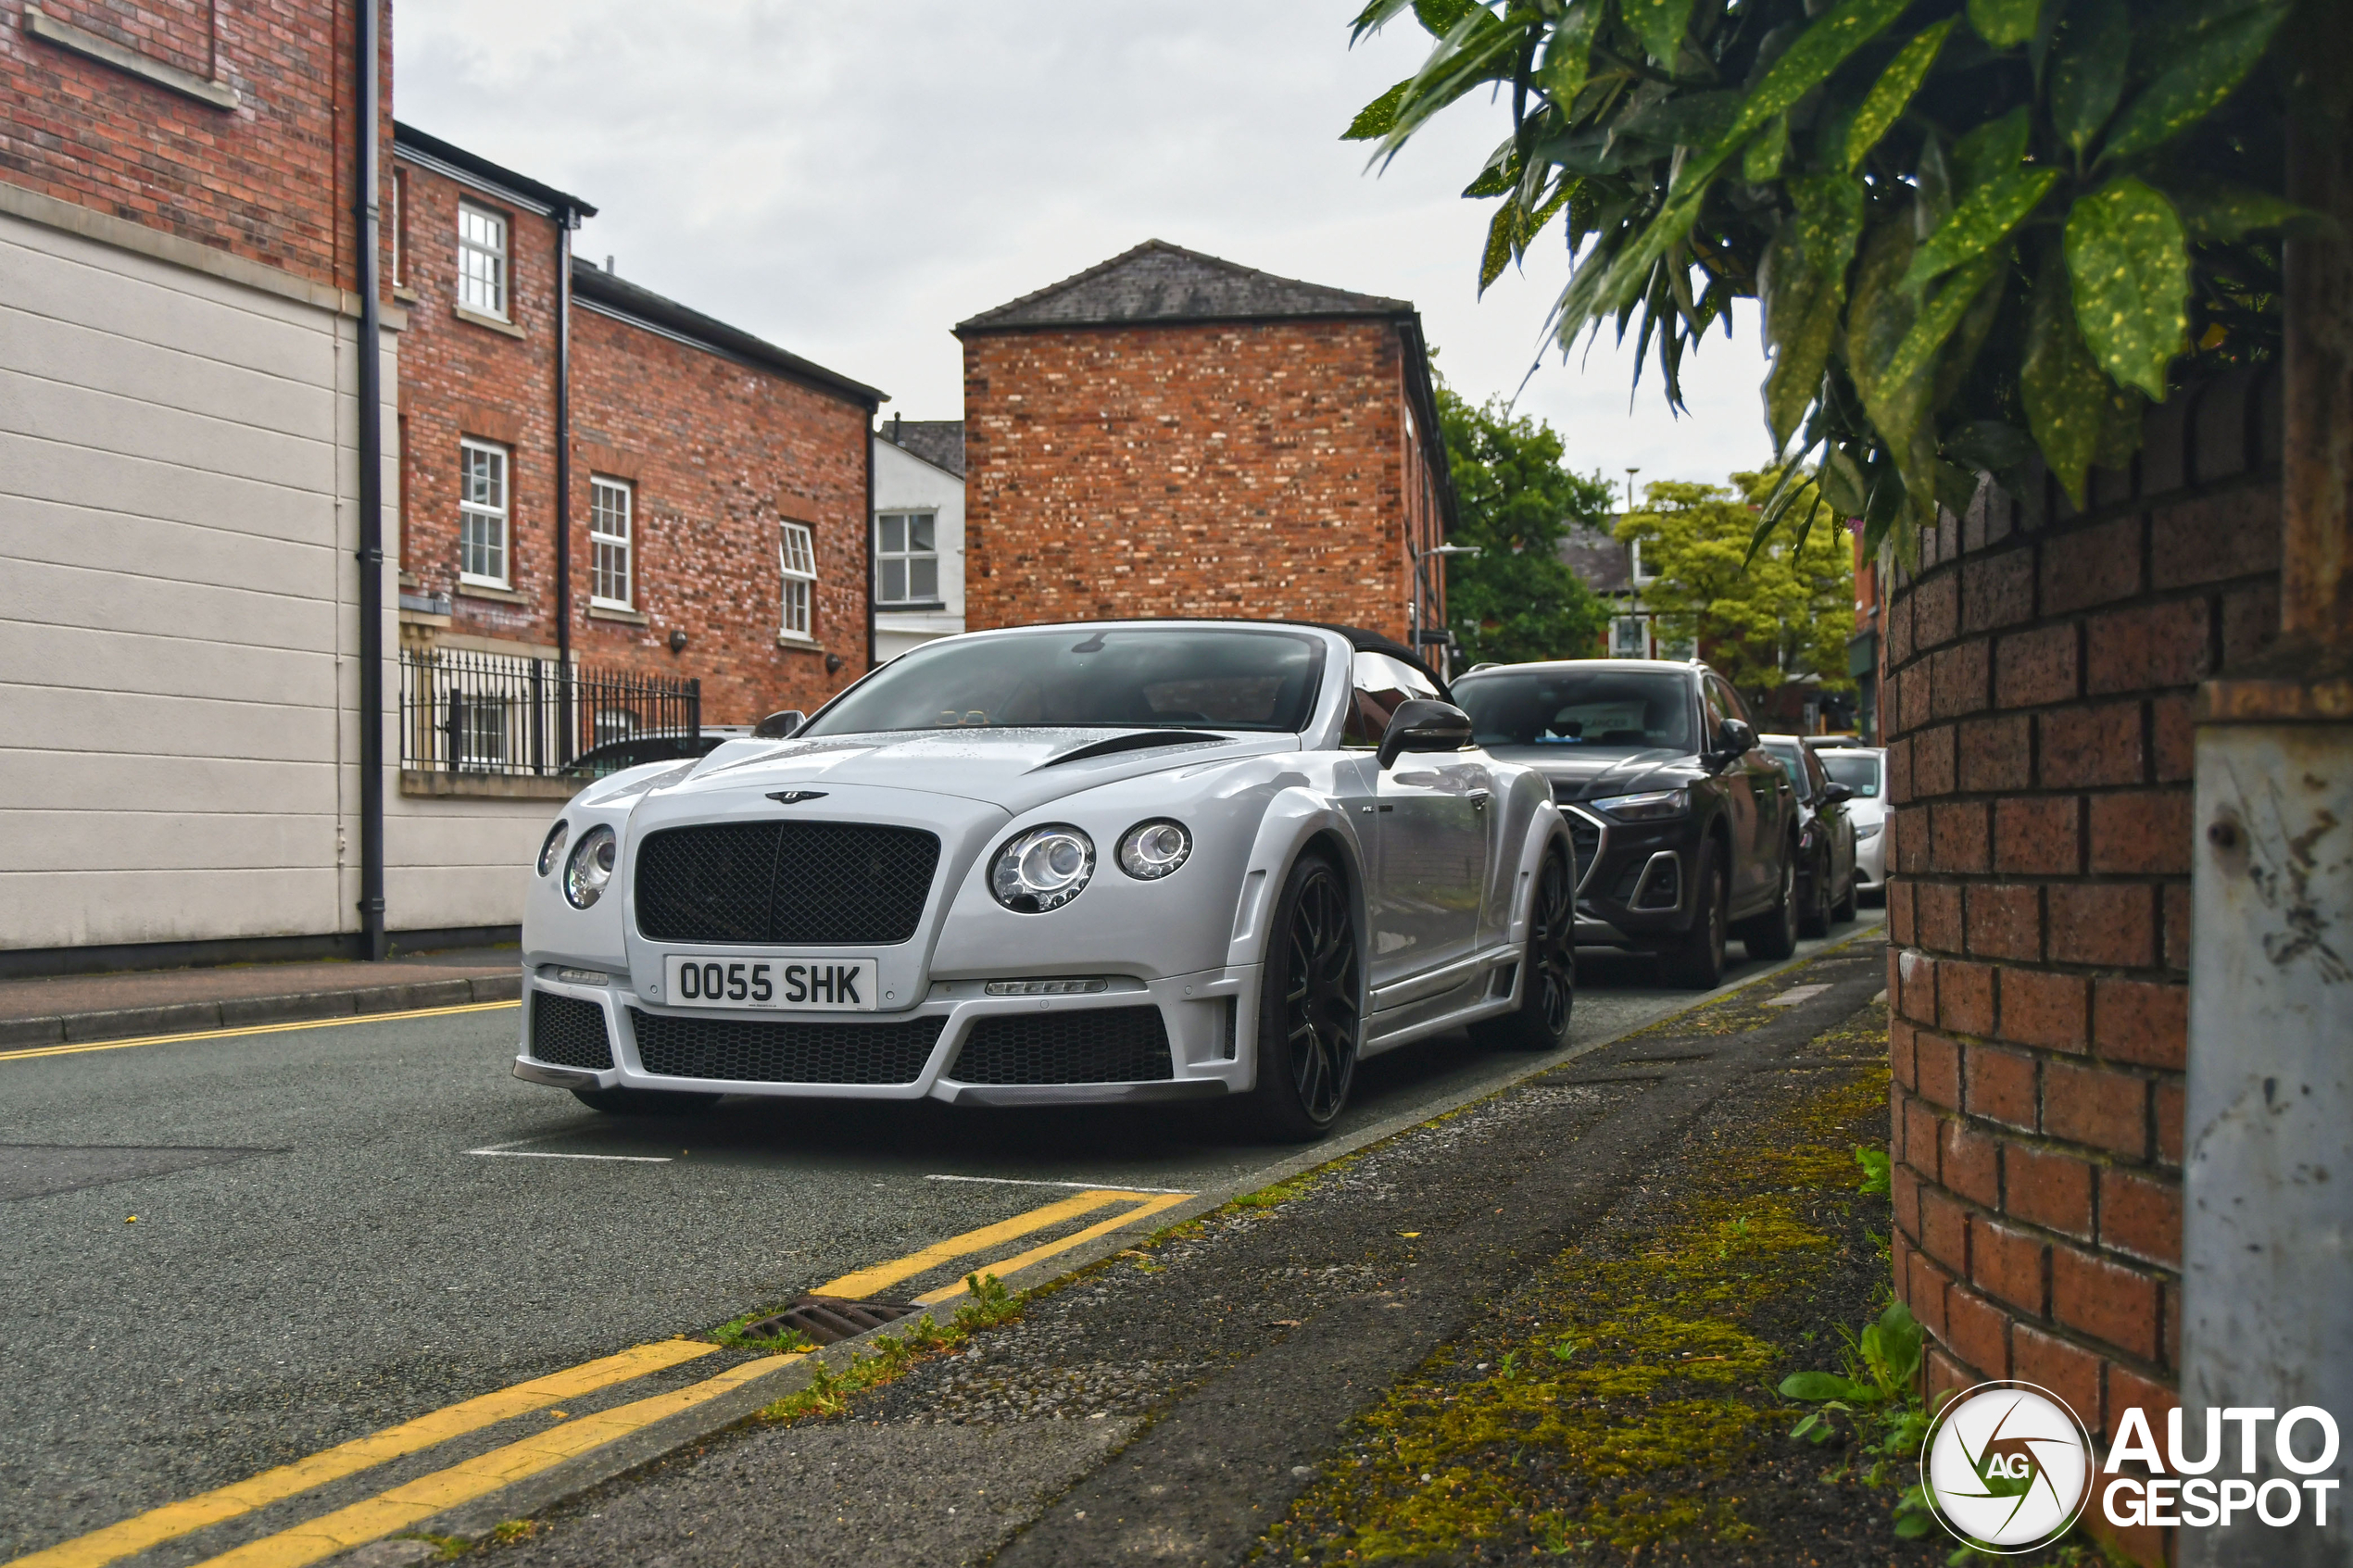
[1764,983,1832,1007]
[466,1149,673,1163]
[924,1173,1193,1195]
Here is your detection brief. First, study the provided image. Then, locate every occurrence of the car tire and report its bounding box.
[1239,853,1361,1142]
[1660,838,1727,990]
[1832,860,1858,922]
[1741,846,1800,960]
[570,1087,725,1115]
[1797,847,1832,938]
[1472,845,1575,1051]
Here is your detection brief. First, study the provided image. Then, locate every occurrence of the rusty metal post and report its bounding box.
[2179,42,2353,1567]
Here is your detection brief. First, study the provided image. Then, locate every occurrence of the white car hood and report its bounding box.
[670,727,1302,816]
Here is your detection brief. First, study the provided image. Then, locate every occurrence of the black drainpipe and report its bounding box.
[355,0,386,962]
[555,217,576,762]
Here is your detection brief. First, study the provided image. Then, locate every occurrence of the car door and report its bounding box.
[1804,745,1855,894]
[1346,652,1490,989]
[1699,677,1759,903]
[1712,675,1788,903]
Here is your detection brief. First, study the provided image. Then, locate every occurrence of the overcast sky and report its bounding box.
[395,1,1770,492]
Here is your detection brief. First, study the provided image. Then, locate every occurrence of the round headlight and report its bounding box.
[564,825,618,909]
[989,824,1095,913]
[536,820,570,878]
[1116,820,1191,880]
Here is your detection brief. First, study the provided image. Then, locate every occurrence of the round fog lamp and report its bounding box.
[536,819,570,878]
[564,825,618,909]
[989,824,1095,913]
[1116,820,1191,880]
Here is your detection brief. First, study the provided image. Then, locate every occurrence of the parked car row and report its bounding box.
[513,623,1874,1140]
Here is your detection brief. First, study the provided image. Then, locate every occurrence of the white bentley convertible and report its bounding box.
[516,621,1576,1138]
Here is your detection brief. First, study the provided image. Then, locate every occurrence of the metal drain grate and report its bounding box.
[743,1296,925,1346]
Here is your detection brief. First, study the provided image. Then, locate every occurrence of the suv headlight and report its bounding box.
[564,824,618,909]
[536,820,570,878]
[1115,820,1191,880]
[989,824,1095,913]
[1591,788,1689,822]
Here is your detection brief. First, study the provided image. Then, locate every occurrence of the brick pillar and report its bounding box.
[1881,368,2284,1566]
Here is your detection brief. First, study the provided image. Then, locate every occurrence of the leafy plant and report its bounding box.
[1346,0,2316,564]
[1854,1145,1894,1194]
[1779,1299,1929,1493]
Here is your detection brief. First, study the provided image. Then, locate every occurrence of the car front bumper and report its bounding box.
[510,966,1257,1105]
[1561,804,1704,950]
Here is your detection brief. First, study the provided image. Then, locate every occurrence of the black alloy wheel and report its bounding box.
[1798,847,1833,938]
[1743,846,1801,960]
[1661,838,1728,990]
[571,1087,725,1115]
[1245,855,1361,1140]
[1474,846,1575,1050]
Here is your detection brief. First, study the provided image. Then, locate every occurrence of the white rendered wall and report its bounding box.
[872,434,964,660]
[0,208,555,954]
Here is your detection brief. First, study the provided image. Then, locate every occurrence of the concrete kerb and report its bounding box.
[393,918,1890,1555]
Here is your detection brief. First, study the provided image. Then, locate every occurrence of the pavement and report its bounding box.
[0,913,1883,1568]
[0,948,522,1050]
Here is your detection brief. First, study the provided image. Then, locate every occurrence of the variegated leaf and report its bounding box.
[2047,0,2130,157]
[2064,178,2190,400]
[2021,245,2110,507]
[2102,3,2287,162]
[1966,0,2040,48]
[1540,0,1606,112]
[1623,0,1697,66]
[1843,19,1955,171]
[1899,167,2057,292]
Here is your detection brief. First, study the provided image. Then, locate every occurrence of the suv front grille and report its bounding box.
[531,993,614,1070]
[635,822,940,947]
[1555,800,1607,894]
[951,1007,1175,1085]
[628,1009,946,1084]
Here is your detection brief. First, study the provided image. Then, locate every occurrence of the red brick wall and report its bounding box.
[568,305,870,721]
[961,319,1418,640]
[1,0,389,294]
[394,157,561,646]
[1881,368,2284,1564]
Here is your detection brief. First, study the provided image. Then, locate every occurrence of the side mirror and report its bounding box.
[1820,781,1856,805]
[1378,699,1474,769]
[1703,717,1755,771]
[753,709,804,739]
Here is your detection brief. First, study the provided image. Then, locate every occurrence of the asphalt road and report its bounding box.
[0,915,1880,1566]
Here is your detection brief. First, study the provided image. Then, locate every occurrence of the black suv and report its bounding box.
[1450,659,1801,987]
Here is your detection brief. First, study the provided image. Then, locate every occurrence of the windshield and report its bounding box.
[1453,669,1695,751]
[800,627,1326,736]
[1820,751,1881,797]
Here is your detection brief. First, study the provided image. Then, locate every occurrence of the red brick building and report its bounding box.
[392,124,881,736]
[955,241,1455,653]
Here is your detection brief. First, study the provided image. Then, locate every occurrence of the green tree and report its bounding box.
[1616,471,1856,712]
[1436,383,1615,667]
[1344,0,2313,566]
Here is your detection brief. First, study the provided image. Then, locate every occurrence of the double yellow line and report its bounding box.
[10,1185,1187,1568]
[0,1002,521,1064]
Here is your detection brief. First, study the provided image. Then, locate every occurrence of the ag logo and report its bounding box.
[1920,1382,2094,1551]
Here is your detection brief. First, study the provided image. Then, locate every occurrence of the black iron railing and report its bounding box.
[398,647,699,778]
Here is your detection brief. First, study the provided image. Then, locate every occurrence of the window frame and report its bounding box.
[457,201,510,320]
[390,169,408,289]
[873,509,941,607]
[588,476,634,610]
[457,438,510,589]
[778,521,817,641]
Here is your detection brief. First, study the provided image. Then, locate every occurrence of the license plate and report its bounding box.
[661,956,877,1011]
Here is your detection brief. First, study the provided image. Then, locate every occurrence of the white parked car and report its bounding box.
[515,621,1579,1139]
[1811,745,1887,901]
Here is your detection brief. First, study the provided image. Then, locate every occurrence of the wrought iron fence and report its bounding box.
[398,647,700,778]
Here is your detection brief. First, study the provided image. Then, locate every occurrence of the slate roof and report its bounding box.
[878,419,966,479]
[1559,519,1634,595]
[572,258,884,409]
[956,240,1415,333]
[393,122,597,220]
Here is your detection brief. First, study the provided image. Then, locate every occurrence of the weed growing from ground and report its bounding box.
[753,1273,1021,1427]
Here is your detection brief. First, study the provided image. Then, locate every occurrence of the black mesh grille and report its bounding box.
[951,1007,1175,1085]
[628,1009,946,1084]
[635,822,940,947]
[532,993,613,1069]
